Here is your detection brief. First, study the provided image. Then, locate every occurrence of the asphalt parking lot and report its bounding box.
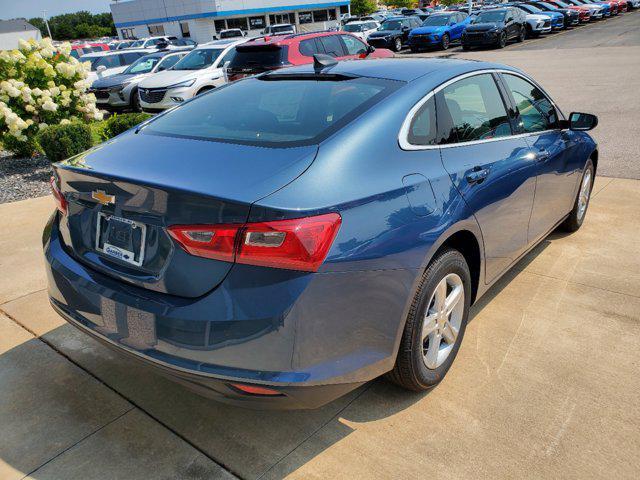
[1,12,639,480]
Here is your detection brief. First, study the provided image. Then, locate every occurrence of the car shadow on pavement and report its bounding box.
[0,236,557,479]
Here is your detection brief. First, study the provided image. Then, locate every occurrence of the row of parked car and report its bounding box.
[362,0,638,52]
[84,0,636,114]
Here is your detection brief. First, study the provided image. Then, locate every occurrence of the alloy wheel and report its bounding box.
[395,38,402,52]
[422,273,465,369]
[441,34,449,50]
[577,168,592,221]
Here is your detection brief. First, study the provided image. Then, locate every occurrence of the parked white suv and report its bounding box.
[261,23,296,35]
[81,49,149,83]
[219,28,246,39]
[341,21,380,42]
[523,12,552,36]
[137,39,244,112]
[129,36,177,49]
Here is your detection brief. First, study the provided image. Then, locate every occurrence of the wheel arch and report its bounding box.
[434,230,481,306]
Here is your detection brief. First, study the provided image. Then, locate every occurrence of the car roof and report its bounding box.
[269,58,517,83]
[345,20,375,25]
[241,30,344,47]
[199,38,245,48]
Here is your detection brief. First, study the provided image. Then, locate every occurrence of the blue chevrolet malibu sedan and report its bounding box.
[44,57,598,409]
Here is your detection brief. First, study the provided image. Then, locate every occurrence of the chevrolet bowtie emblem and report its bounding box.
[92,190,115,205]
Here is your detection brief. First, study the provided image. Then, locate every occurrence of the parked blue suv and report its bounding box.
[409,11,471,51]
[44,57,598,409]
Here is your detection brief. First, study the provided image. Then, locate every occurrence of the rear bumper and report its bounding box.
[44,213,416,408]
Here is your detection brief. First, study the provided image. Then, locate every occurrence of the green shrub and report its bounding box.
[37,122,92,163]
[1,133,38,157]
[102,113,152,140]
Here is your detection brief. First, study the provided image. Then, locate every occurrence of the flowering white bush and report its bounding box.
[0,37,103,156]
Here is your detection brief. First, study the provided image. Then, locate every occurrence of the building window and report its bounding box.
[312,10,329,22]
[148,24,165,36]
[121,28,135,39]
[328,9,337,20]
[299,12,313,24]
[180,22,190,37]
[227,17,249,30]
[249,16,265,29]
[214,19,226,32]
[269,13,291,24]
[340,5,349,14]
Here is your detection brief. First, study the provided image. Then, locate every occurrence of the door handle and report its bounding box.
[466,166,490,185]
[536,148,550,161]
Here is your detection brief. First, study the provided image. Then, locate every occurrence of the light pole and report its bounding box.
[43,10,53,39]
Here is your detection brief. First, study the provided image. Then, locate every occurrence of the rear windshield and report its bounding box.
[228,47,287,72]
[145,76,401,147]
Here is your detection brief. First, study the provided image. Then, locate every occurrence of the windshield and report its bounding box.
[553,0,571,6]
[343,23,367,32]
[124,56,160,74]
[380,20,403,30]
[130,40,144,48]
[538,2,557,9]
[146,76,400,147]
[520,4,541,12]
[220,30,243,38]
[270,25,293,33]
[422,15,453,26]
[87,55,121,71]
[172,48,223,70]
[473,11,506,23]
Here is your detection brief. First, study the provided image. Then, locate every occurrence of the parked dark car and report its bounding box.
[367,16,422,51]
[528,1,582,27]
[462,7,527,49]
[45,57,598,409]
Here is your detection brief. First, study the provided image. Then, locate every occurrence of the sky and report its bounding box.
[1,0,114,20]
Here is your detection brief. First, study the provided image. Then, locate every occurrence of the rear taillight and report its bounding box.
[50,176,67,215]
[167,213,341,272]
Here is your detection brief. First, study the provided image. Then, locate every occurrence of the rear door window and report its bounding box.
[146,76,401,147]
[319,35,345,57]
[299,38,321,57]
[437,73,512,144]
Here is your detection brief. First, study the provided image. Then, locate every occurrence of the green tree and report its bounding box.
[351,0,378,16]
[28,11,116,40]
[381,0,418,8]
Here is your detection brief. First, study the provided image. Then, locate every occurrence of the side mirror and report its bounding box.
[97,65,107,72]
[569,112,598,131]
[402,26,410,31]
[366,44,376,55]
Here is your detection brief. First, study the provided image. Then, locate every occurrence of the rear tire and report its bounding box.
[559,159,594,232]
[387,249,471,391]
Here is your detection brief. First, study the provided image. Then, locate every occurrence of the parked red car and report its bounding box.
[227,31,394,81]
[547,0,593,21]
[70,43,110,59]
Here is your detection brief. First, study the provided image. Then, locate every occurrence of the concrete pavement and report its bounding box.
[1,176,639,479]
[1,13,640,480]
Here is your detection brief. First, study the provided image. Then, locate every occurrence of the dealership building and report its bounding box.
[110,0,351,43]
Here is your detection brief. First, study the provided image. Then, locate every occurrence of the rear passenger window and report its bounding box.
[501,74,558,133]
[437,74,512,144]
[408,96,437,146]
[319,35,345,57]
[299,38,320,57]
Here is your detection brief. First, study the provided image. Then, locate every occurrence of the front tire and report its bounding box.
[517,26,526,42]
[497,31,507,48]
[393,37,402,52]
[560,159,594,232]
[440,33,450,50]
[387,249,471,391]
[130,88,141,112]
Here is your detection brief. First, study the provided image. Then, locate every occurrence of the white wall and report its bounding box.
[0,30,42,51]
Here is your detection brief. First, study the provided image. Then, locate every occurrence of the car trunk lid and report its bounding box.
[54,131,318,297]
